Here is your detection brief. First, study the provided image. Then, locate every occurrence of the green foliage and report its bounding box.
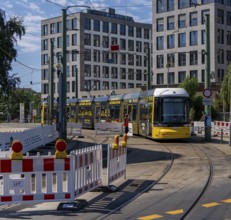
[179,76,198,99]
[0,10,25,92]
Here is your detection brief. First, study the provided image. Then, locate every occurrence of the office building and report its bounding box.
[41,8,152,100]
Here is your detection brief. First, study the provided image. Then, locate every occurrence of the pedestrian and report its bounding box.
[124,114,129,134]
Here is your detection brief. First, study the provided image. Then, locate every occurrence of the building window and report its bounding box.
[201,70,205,82]
[72,50,78,61]
[50,23,56,34]
[111,67,118,78]
[201,50,206,64]
[57,21,62,33]
[157,36,164,50]
[120,39,126,50]
[190,70,197,78]
[227,0,231,6]
[42,69,48,80]
[84,18,91,30]
[57,37,62,48]
[93,65,100,78]
[84,49,91,61]
[128,69,134,80]
[84,33,91,45]
[120,82,126,89]
[120,24,126,35]
[167,16,175,30]
[157,55,164,68]
[217,29,224,44]
[120,68,126,79]
[103,66,109,78]
[201,30,205,45]
[136,41,142,52]
[93,50,100,62]
[167,0,174,11]
[178,33,186,47]
[190,31,198,46]
[178,52,186,66]
[42,54,48,65]
[42,39,48,50]
[42,24,48,36]
[103,21,109,33]
[43,83,48,94]
[128,54,134,65]
[190,0,200,6]
[227,31,231,45]
[167,34,175,49]
[217,49,224,64]
[157,73,164,84]
[136,55,142,66]
[190,12,198,26]
[72,18,77,30]
[93,35,100,47]
[168,72,175,84]
[111,23,117,34]
[128,40,134,51]
[93,20,100,31]
[178,71,186,83]
[102,36,109,48]
[178,14,186,29]
[111,37,117,45]
[190,51,198,65]
[66,35,69,47]
[157,18,164,32]
[144,29,150,39]
[178,0,189,9]
[218,69,224,82]
[136,27,142,38]
[72,34,77,46]
[217,9,224,24]
[128,26,134,37]
[157,0,165,13]
[201,10,210,24]
[167,53,175,67]
[120,53,126,65]
[227,50,231,64]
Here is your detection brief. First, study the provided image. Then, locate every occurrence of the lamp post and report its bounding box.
[59,5,90,140]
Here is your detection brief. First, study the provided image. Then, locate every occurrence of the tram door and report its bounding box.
[139,103,152,136]
[125,104,138,135]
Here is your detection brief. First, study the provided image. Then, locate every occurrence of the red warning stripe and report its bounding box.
[0,160,11,173]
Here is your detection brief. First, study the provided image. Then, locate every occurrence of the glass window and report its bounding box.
[227,0,231,6]
[157,18,164,32]
[144,29,150,39]
[227,12,231,26]
[228,31,231,45]
[93,35,100,47]
[168,72,175,84]
[84,18,91,30]
[42,24,48,36]
[57,21,62,33]
[190,70,197,78]
[190,31,198,46]
[128,26,134,37]
[167,53,175,67]
[167,0,174,11]
[190,12,198,26]
[120,24,126,35]
[72,18,77,30]
[217,49,224,64]
[217,9,224,24]
[178,14,186,28]
[157,0,165,13]
[202,10,210,24]
[84,49,91,61]
[103,21,109,33]
[84,33,91,45]
[136,27,142,38]
[218,69,224,82]
[178,52,186,66]
[201,30,205,44]
[227,50,231,63]
[72,34,77,45]
[167,34,175,49]
[201,70,205,82]
[128,40,134,51]
[111,23,117,34]
[178,71,186,83]
[157,73,164,84]
[102,36,109,48]
[94,20,100,31]
[178,33,186,47]
[42,39,48,50]
[136,41,142,52]
[50,23,56,34]
[57,37,62,48]
[167,16,175,30]
[190,51,198,65]
[201,50,206,64]
[217,29,224,44]
[120,39,126,50]
[157,36,164,50]
[178,0,189,9]
[157,55,164,68]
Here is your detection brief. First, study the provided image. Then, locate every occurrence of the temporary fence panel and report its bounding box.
[106,144,127,186]
[95,123,123,136]
[67,123,82,137]
[213,121,230,137]
[73,145,102,197]
[0,154,75,204]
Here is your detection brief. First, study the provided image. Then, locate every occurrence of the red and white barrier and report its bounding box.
[213,121,230,137]
[0,154,75,204]
[106,144,127,186]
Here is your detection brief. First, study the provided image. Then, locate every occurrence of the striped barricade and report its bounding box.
[95,123,123,136]
[73,145,103,197]
[106,144,127,186]
[0,154,75,204]
[213,121,230,137]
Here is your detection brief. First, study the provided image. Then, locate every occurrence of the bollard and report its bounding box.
[121,133,127,147]
[55,139,67,159]
[112,135,119,150]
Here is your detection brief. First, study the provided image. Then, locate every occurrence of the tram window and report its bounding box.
[124,105,128,115]
[132,105,137,120]
[154,98,161,123]
[128,105,132,117]
[95,107,100,119]
[140,104,148,120]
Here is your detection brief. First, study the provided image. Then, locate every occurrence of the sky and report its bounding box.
[1,0,152,92]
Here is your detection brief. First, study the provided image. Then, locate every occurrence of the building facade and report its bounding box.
[153,0,231,91]
[41,8,152,101]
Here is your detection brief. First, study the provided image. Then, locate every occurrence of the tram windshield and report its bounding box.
[155,97,189,124]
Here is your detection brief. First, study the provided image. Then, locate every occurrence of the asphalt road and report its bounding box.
[1,131,231,220]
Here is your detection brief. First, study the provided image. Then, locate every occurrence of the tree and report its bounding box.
[179,76,203,120]
[0,9,25,92]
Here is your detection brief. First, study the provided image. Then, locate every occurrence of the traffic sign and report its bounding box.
[203,89,212,98]
[203,98,212,105]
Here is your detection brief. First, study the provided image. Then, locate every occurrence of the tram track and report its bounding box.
[95,143,175,220]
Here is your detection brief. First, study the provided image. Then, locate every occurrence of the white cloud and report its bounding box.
[17,35,40,53]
